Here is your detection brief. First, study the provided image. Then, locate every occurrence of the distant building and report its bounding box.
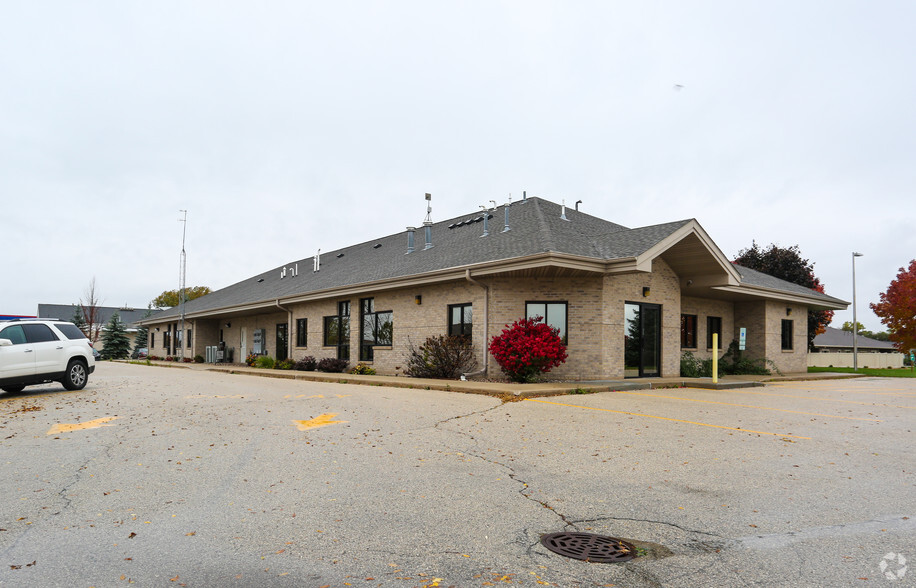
[809,326,904,369]
[37,304,148,352]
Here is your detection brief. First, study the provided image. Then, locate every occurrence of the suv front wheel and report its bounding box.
[62,359,88,391]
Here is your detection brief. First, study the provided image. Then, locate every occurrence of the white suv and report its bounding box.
[0,319,96,393]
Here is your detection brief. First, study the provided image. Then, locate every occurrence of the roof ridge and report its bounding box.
[530,199,557,252]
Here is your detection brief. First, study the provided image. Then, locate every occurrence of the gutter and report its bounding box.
[461,269,489,380]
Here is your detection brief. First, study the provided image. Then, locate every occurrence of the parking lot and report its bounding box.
[1,363,913,587]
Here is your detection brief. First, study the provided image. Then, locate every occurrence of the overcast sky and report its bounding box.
[3,1,913,331]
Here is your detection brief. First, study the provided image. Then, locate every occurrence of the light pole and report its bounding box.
[179,210,187,361]
[852,251,863,371]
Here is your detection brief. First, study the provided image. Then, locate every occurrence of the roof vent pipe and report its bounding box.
[406,227,415,254]
[522,190,527,202]
[479,207,489,237]
[575,199,582,211]
[502,197,511,232]
[560,199,569,221]
[313,249,321,272]
[423,222,433,250]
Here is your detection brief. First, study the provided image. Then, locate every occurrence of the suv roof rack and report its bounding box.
[0,317,61,322]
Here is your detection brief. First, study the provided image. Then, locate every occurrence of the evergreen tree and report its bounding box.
[100,312,131,360]
[71,306,89,337]
[133,309,152,354]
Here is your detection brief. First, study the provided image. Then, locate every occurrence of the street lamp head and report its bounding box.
[853,252,863,257]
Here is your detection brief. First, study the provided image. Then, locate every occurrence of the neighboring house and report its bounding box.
[140,196,847,379]
[37,304,147,353]
[809,326,904,369]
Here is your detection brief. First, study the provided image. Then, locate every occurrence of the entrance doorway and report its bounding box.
[624,302,661,378]
[276,323,288,362]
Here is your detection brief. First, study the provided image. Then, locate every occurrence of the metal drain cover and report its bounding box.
[540,532,637,563]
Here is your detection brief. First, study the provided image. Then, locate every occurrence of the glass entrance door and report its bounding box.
[276,323,288,362]
[624,302,661,378]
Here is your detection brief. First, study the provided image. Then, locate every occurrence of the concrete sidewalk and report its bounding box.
[126,360,866,399]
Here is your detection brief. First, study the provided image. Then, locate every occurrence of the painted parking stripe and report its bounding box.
[726,389,916,410]
[47,417,118,435]
[611,391,882,422]
[292,414,348,430]
[525,399,811,440]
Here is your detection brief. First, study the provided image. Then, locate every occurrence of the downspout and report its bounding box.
[276,299,291,360]
[461,269,489,379]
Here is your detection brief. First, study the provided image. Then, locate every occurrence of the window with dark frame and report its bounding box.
[447,303,473,340]
[151,332,155,349]
[681,314,697,348]
[525,301,568,344]
[359,297,393,362]
[187,329,192,348]
[781,319,794,350]
[323,301,350,360]
[707,316,722,349]
[296,318,308,347]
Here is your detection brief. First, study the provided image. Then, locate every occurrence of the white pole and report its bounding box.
[179,210,187,361]
[852,252,863,371]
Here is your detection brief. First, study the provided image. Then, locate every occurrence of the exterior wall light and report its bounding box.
[642,287,650,297]
[786,308,791,316]
[415,295,422,305]
[226,322,231,328]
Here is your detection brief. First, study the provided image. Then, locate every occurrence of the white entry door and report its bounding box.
[240,327,247,359]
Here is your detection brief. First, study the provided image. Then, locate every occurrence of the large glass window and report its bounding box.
[360,298,393,361]
[526,301,568,344]
[707,316,722,349]
[781,319,794,350]
[323,301,350,360]
[296,318,308,347]
[680,314,697,348]
[448,303,473,340]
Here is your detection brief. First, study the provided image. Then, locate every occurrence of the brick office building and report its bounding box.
[140,197,847,380]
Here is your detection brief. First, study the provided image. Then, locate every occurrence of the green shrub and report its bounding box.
[350,363,376,375]
[254,355,276,369]
[405,335,477,379]
[193,354,204,363]
[275,358,294,370]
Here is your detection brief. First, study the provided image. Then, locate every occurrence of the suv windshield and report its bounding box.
[54,323,88,340]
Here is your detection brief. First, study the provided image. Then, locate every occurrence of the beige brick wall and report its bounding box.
[733,300,807,373]
[602,259,681,378]
[681,296,735,361]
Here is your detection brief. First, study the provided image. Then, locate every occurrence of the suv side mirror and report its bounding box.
[0,339,12,347]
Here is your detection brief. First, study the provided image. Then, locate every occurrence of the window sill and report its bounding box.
[374,346,393,351]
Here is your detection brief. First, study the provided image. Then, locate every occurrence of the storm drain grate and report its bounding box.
[540,532,637,563]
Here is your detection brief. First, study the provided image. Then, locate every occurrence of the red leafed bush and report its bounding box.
[488,316,568,383]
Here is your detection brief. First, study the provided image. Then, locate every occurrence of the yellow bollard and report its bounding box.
[712,333,718,384]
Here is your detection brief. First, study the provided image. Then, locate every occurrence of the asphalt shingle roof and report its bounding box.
[813,326,896,350]
[148,197,845,320]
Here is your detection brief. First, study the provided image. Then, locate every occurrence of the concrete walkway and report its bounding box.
[124,360,866,399]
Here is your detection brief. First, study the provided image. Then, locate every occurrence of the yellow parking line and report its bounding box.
[611,391,882,422]
[526,399,811,440]
[727,389,916,409]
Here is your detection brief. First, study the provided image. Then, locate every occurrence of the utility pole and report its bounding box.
[179,210,187,361]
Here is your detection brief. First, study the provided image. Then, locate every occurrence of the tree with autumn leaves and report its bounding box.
[870,259,916,353]
[733,242,834,350]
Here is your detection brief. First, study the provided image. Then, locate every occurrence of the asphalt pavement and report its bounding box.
[0,362,913,587]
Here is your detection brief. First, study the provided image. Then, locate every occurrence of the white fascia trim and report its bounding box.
[713,284,850,310]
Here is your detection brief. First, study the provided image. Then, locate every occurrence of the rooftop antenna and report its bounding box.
[178,209,187,361]
[560,199,569,221]
[575,199,582,211]
[423,193,433,249]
